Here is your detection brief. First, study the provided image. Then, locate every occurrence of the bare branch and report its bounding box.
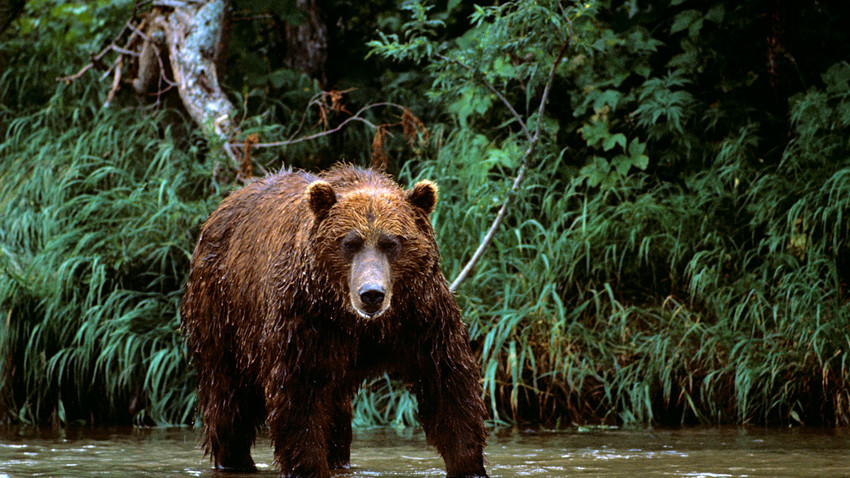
[437,54,532,142]
[104,56,124,107]
[246,102,405,149]
[112,46,141,57]
[248,117,377,149]
[57,16,147,83]
[57,63,95,83]
[449,40,570,293]
[283,89,356,145]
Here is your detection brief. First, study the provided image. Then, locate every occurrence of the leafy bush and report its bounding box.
[372,0,850,427]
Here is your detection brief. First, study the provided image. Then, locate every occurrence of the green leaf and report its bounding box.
[593,89,623,112]
[486,142,521,169]
[579,156,611,188]
[448,86,493,127]
[612,154,632,177]
[824,62,850,95]
[267,69,295,89]
[790,409,803,425]
[492,55,517,79]
[628,137,646,157]
[705,4,725,23]
[579,120,609,148]
[634,153,649,170]
[634,64,652,78]
[602,133,627,152]
[671,10,702,35]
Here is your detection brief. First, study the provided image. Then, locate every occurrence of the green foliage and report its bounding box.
[371,0,850,428]
[0,58,224,423]
[0,0,130,109]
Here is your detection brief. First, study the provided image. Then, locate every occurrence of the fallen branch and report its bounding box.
[154,1,236,154]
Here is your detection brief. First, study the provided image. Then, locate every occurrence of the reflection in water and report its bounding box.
[1,426,850,477]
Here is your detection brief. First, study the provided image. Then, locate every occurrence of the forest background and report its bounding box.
[1,0,849,429]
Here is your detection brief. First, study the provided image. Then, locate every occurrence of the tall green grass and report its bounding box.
[0,79,222,424]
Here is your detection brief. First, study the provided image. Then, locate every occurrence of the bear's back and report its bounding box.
[319,165,402,197]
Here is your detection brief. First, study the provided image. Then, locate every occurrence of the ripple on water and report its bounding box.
[1,426,850,477]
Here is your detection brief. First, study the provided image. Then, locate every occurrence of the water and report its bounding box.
[1,426,849,477]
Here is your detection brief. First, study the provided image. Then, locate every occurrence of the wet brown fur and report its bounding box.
[181,164,488,477]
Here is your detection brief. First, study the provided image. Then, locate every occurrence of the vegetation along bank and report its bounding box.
[1,1,849,427]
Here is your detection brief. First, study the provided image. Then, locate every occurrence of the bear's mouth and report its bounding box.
[350,288,392,319]
[353,306,386,319]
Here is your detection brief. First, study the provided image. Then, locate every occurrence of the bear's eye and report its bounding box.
[378,235,402,255]
[339,232,363,255]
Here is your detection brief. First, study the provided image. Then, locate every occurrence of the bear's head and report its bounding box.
[306,178,439,319]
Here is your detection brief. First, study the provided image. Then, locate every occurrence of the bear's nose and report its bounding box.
[359,284,385,309]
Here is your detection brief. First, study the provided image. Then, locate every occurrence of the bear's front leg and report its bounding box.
[415,372,488,477]
[412,346,489,477]
[326,385,355,470]
[407,295,489,478]
[197,366,265,473]
[266,379,335,478]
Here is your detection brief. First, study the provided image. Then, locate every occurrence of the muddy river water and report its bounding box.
[1,425,849,477]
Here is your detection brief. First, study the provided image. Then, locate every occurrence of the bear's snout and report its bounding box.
[359,284,385,310]
[349,245,393,318]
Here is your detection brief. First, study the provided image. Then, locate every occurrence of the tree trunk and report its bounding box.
[283,0,327,86]
[150,0,235,147]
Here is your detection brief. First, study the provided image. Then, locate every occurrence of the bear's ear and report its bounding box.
[407,180,438,215]
[306,180,337,220]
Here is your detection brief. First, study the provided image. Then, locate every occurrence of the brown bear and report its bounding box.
[180,164,488,478]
